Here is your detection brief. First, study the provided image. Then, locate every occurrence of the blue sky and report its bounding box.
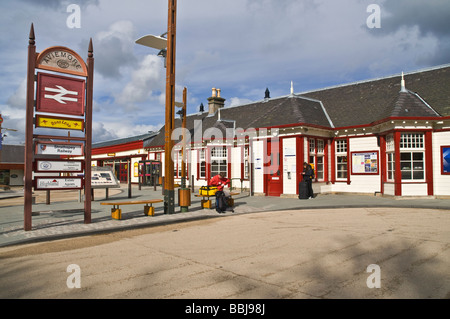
[1,0,449,144]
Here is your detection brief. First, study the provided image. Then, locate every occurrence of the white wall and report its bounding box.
[283,138,297,195]
[252,140,264,193]
[231,147,241,180]
[331,136,381,194]
[9,169,24,186]
[433,131,450,196]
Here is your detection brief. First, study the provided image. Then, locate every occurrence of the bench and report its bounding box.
[195,192,240,209]
[100,199,163,220]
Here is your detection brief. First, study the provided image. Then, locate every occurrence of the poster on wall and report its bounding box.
[352,151,378,174]
[442,146,450,174]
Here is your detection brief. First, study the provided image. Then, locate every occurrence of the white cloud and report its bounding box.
[116,54,165,110]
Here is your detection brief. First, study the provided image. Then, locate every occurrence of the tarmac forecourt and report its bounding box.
[0,184,449,248]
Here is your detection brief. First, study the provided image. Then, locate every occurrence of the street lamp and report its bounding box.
[136,0,177,215]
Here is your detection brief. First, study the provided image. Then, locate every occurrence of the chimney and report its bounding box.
[207,87,226,115]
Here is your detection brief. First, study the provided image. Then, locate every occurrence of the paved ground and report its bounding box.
[0,186,449,299]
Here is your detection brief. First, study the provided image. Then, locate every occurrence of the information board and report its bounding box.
[352,151,378,174]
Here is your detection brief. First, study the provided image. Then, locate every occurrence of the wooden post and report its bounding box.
[164,0,177,214]
[84,38,94,224]
[24,24,36,231]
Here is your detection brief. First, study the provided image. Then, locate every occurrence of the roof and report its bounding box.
[0,145,24,163]
[93,132,157,149]
[147,64,450,148]
[147,95,334,148]
[302,64,450,127]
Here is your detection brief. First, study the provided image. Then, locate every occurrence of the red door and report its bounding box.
[266,140,282,196]
[119,163,128,183]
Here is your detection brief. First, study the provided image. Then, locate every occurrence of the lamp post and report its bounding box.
[176,87,191,212]
[136,0,177,214]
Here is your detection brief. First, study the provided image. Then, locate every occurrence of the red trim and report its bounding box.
[394,131,402,196]
[296,136,305,192]
[350,150,380,175]
[330,139,336,184]
[425,131,434,196]
[379,135,386,194]
[324,139,329,182]
[92,140,144,155]
[346,137,351,185]
[442,145,450,175]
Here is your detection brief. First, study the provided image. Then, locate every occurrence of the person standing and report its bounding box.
[301,162,314,199]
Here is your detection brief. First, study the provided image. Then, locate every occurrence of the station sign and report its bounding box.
[35,159,84,173]
[34,177,83,190]
[36,73,85,116]
[35,141,84,156]
[35,115,84,131]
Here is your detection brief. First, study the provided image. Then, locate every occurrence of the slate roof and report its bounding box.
[93,132,157,149]
[1,145,24,163]
[302,65,450,127]
[147,64,450,148]
[147,95,333,147]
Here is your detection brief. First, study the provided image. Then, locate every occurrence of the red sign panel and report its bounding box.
[36,73,85,116]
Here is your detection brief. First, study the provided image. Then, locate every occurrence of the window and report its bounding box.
[210,147,227,177]
[244,146,250,180]
[199,149,206,179]
[400,133,424,181]
[386,135,395,181]
[400,152,424,180]
[309,138,325,180]
[174,150,182,178]
[387,153,395,181]
[336,139,347,179]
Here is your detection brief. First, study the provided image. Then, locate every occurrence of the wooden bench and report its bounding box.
[195,192,240,209]
[100,199,163,220]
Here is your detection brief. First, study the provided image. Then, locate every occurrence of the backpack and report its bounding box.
[215,191,228,213]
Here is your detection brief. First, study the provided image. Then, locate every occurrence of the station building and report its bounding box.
[145,64,450,198]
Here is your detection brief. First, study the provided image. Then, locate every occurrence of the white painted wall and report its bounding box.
[433,131,450,196]
[283,138,297,195]
[252,140,264,193]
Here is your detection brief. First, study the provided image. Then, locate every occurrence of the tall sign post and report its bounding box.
[24,24,94,230]
[164,0,177,214]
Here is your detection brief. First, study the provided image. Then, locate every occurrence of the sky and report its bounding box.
[1,0,449,145]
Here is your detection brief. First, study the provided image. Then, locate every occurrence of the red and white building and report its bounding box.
[145,65,450,197]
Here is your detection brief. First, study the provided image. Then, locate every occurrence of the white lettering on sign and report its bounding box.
[44,85,78,104]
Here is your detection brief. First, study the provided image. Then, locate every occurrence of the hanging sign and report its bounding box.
[34,177,83,190]
[36,73,85,116]
[35,141,84,156]
[35,115,84,131]
[36,46,88,77]
[35,159,84,173]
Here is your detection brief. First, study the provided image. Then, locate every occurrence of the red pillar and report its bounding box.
[425,131,434,196]
[394,131,402,196]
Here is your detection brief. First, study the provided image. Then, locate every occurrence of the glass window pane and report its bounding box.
[413,171,424,179]
[402,171,412,179]
[401,153,411,161]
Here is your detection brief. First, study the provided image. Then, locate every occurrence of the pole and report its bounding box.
[24,24,36,231]
[164,0,177,214]
[179,87,190,212]
[84,38,94,224]
[181,87,187,188]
